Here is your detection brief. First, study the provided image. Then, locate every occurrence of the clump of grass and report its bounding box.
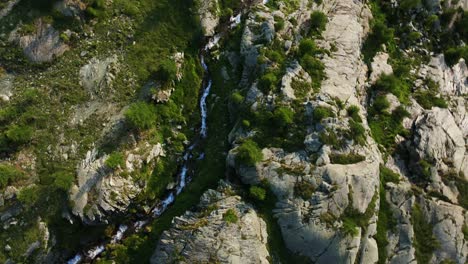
[223,209,238,224]
[329,153,365,164]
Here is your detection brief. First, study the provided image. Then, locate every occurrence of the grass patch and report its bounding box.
[329,153,365,164]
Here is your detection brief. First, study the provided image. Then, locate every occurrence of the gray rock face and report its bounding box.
[412,108,467,179]
[9,19,69,62]
[151,181,269,264]
[370,52,393,84]
[79,56,119,99]
[197,0,220,36]
[419,55,468,96]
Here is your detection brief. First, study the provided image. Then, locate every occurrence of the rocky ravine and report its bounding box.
[157,0,468,263]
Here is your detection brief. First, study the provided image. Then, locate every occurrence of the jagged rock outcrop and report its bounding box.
[70,143,164,223]
[226,0,384,262]
[9,19,69,62]
[151,181,269,264]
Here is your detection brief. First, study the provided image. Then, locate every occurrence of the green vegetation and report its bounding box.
[258,72,278,94]
[0,164,25,189]
[124,102,157,130]
[380,166,400,184]
[236,139,264,166]
[309,11,327,36]
[313,106,334,122]
[52,171,74,191]
[411,203,439,263]
[375,165,398,264]
[249,186,266,201]
[372,74,410,103]
[223,209,239,224]
[154,58,177,84]
[294,181,315,200]
[273,106,294,127]
[105,152,126,170]
[341,190,378,237]
[414,78,447,110]
[319,129,344,149]
[368,100,410,152]
[347,105,362,123]
[297,38,325,89]
[329,153,365,164]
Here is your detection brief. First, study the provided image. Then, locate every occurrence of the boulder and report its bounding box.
[151,181,270,264]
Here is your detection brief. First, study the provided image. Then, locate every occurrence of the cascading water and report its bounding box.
[66,13,243,264]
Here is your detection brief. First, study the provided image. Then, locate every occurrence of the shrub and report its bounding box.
[53,171,74,191]
[329,153,365,164]
[231,92,244,104]
[274,16,285,31]
[18,185,40,207]
[309,11,327,36]
[273,106,294,127]
[223,209,238,224]
[444,46,468,67]
[258,72,278,94]
[106,152,125,170]
[236,139,263,166]
[295,181,315,200]
[5,125,33,145]
[348,120,366,145]
[313,106,334,122]
[249,186,266,201]
[373,74,410,103]
[156,59,177,83]
[125,102,157,130]
[0,164,24,188]
[372,95,390,113]
[414,91,447,109]
[300,54,325,83]
[299,39,319,56]
[347,105,362,122]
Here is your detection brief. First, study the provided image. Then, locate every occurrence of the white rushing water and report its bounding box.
[67,14,228,264]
